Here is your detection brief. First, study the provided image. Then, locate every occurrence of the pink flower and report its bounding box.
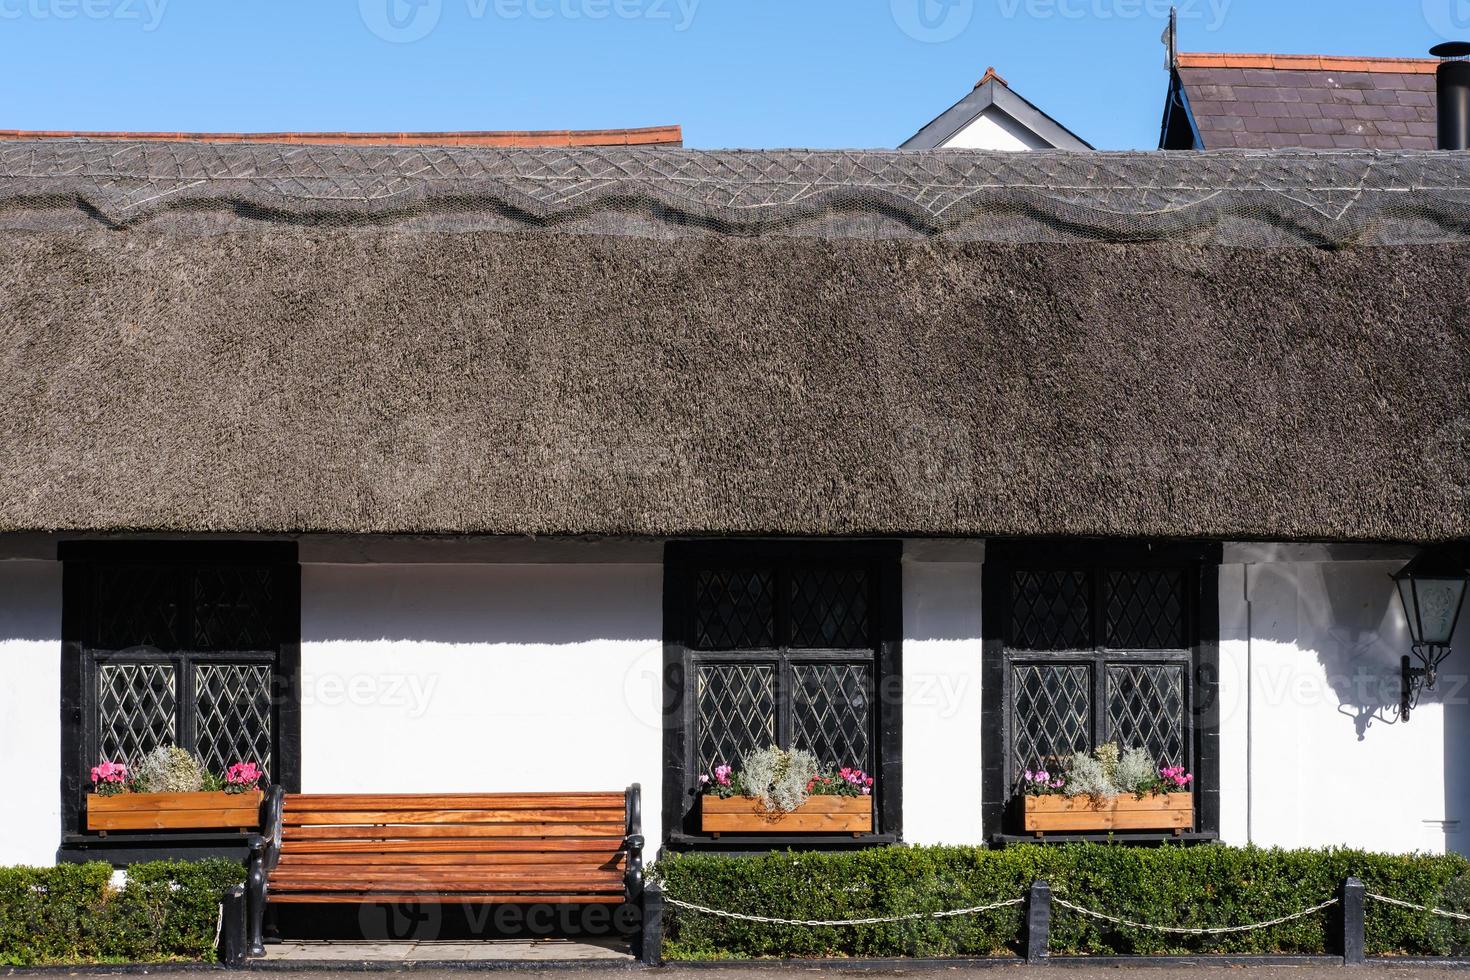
[862,786,871,796]
[713,764,732,787]
[91,761,127,785]
[226,761,262,787]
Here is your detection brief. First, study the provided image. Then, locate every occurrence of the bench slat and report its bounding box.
[283,809,623,826]
[271,878,623,891]
[268,894,627,905]
[279,853,623,867]
[279,838,620,854]
[283,824,622,840]
[283,794,624,811]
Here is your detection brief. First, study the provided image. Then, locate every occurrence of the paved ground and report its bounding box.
[260,940,632,963]
[233,968,1470,978]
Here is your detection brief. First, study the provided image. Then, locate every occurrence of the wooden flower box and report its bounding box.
[86,791,264,834]
[1022,792,1193,836]
[701,795,873,836]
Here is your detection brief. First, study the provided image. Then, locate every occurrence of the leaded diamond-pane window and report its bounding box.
[693,570,775,650]
[1011,570,1091,651]
[1010,664,1091,774]
[1106,569,1186,650]
[696,664,775,772]
[789,569,870,648]
[999,553,1201,833]
[70,547,295,831]
[1107,664,1186,767]
[193,568,280,651]
[93,566,181,651]
[196,664,275,780]
[673,546,894,839]
[97,663,177,767]
[792,663,872,768]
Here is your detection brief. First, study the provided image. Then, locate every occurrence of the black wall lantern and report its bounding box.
[1394,548,1470,720]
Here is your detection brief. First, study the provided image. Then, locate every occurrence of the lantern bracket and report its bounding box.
[1402,643,1455,721]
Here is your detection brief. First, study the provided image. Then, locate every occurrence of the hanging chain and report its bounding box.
[661,896,1025,927]
[1367,893,1470,922]
[1050,896,1339,936]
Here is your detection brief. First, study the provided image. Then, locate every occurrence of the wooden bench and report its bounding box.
[245,786,643,955]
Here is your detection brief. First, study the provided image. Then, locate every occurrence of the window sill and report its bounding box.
[663,832,899,853]
[990,831,1219,847]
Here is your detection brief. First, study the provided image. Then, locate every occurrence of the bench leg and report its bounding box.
[246,850,267,957]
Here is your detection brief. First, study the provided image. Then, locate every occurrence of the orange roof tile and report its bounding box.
[1177,52,1439,74]
[0,125,683,147]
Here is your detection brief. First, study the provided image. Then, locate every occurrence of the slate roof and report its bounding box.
[1165,52,1440,150]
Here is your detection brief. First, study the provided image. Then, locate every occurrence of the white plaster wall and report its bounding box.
[0,560,61,866]
[941,108,1053,150]
[1219,558,1470,854]
[300,563,664,846]
[901,560,985,845]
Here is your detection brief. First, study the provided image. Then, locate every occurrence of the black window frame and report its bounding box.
[662,540,902,850]
[981,540,1221,843]
[59,541,301,862]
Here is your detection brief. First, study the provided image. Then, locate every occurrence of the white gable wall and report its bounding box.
[0,560,61,866]
[938,107,1056,151]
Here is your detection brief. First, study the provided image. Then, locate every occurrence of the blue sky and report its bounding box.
[2,0,1461,150]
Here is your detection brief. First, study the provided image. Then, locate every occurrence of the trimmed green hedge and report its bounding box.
[654,845,1470,960]
[0,860,245,966]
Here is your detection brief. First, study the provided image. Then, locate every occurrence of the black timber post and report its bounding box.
[1339,877,1366,966]
[220,885,248,968]
[640,880,666,966]
[1026,880,1052,964]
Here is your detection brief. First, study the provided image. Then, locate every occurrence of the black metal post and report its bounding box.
[1026,880,1052,964]
[220,885,248,968]
[1339,877,1366,966]
[639,880,666,967]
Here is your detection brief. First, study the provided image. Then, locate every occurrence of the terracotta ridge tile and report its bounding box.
[1178,52,1439,74]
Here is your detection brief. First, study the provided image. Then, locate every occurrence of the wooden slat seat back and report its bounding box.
[264,792,634,905]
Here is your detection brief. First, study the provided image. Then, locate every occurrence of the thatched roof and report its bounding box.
[1,140,1467,541]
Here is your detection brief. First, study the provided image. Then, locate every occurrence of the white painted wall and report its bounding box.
[940,108,1053,150]
[9,541,1469,864]
[300,563,665,846]
[1219,557,1470,854]
[0,560,61,866]
[901,557,986,845]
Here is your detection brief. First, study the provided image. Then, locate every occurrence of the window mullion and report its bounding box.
[776,655,792,752]
[178,655,195,757]
[1092,566,1106,750]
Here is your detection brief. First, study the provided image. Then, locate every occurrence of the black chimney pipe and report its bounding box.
[1432,42,1470,150]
